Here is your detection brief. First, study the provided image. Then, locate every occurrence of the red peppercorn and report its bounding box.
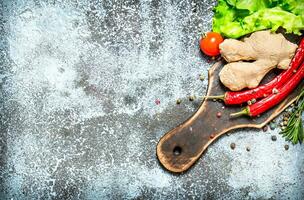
[216,112,222,118]
[263,126,268,132]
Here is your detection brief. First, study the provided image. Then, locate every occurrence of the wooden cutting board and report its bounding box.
[156,60,304,173]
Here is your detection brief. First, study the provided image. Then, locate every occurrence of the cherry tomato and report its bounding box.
[199,32,224,56]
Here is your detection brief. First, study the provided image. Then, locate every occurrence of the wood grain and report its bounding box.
[156,60,304,173]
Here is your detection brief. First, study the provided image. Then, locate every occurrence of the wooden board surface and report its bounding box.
[157,60,304,173]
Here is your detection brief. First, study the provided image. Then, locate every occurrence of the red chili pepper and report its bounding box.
[205,38,304,105]
[230,62,304,117]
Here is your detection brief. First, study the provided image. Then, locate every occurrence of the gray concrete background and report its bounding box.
[0,0,303,199]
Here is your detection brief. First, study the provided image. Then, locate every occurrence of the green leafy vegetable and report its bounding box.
[213,0,304,38]
[280,89,304,144]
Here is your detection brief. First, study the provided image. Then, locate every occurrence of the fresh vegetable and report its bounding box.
[204,37,304,105]
[280,89,304,144]
[230,62,304,118]
[213,0,304,38]
[199,32,223,56]
[219,30,297,91]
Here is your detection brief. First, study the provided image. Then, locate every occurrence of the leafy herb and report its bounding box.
[280,89,304,144]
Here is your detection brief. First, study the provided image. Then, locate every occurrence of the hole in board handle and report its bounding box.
[173,146,182,156]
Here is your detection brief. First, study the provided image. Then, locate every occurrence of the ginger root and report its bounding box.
[219,30,298,91]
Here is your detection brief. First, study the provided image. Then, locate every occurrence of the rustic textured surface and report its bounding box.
[0,0,303,199]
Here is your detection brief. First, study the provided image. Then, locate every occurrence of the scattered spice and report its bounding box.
[189,96,195,101]
[199,74,205,81]
[284,112,291,118]
[271,135,277,141]
[230,143,236,150]
[155,99,160,105]
[216,112,222,118]
[262,126,268,132]
[284,144,289,150]
[246,147,250,152]
[176,99,181,104]
[269,122,276,130]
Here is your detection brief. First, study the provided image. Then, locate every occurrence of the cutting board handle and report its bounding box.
[156,63,225,173]
[156,107,219,173]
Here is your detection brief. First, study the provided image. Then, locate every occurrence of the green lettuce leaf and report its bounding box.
[235,0,268,14]
[279,0,304,15]
[212,0,304,38]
